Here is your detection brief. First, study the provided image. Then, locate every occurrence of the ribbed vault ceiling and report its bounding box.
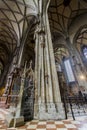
[76,27,87,52]
[0,0,37,65]
[0,0,87,66]
[49,0,87,62]
[49,0,87,37]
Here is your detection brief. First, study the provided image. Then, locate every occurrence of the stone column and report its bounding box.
[34,0,65,120]
[17,26,32,67]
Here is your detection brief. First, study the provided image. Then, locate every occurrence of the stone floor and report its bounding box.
[0,108,87,130]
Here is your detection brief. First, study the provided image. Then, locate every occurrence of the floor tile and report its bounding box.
[56,124,66,128]
[30,122,38,125]
[27,129,36,130]
[71,121,81,124]
[36,129,46,130]
[0,129,7,130]
[47,121,55,124]
[27,124,37,129]
[78,128,87,130]
[56,128,67,130]
[63,121,71,124]
[46,124,56,129]
[55,121,64,124]
[75,124,83,128]
[38,121,46,125]
[17,129,26,130]
[68,128,78,130]
[65,124,77,128]
[37,125,46,128]
[46,128,56,130]
[1,108,87,130]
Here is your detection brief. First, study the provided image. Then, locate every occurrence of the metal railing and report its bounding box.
[63,95,87,120]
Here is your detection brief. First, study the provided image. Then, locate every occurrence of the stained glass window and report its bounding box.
[83,46,87,59]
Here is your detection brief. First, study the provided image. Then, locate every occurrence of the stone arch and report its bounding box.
[73,24,87,45]
[68,13,87,43]
[73,25,87,69]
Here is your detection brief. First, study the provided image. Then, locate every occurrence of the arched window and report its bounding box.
[75,27,87,67]
[63,58,76,84]
[82,45,87,59]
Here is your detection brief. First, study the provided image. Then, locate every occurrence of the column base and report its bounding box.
[13,116,24,127]
[34,102,65,120]
[6,114,24,127]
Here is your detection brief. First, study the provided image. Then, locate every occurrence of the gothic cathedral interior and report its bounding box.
[0,0,87,128]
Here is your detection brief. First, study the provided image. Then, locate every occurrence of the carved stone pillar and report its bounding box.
[34,0,65,120]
